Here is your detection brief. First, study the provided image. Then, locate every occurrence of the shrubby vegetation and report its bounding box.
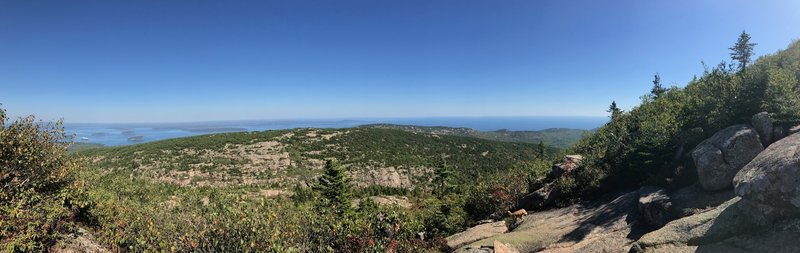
[362,124,589,149]
[0,107,88,251]
[52,119,551,251]
[548,34,800,205]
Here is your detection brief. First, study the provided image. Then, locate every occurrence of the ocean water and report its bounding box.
[65,116,607,146]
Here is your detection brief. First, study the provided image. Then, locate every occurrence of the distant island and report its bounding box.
[127,136,144,142]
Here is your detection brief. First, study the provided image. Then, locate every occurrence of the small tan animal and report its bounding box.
[507,209,528,219]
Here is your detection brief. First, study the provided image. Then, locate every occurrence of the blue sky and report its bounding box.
[1,0,799,123]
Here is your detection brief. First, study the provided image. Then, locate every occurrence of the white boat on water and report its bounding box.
[81,137,89,142]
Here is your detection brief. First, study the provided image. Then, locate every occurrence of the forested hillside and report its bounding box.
[55,127,548,251]
[362,124,589,149]
[78,127,545,189]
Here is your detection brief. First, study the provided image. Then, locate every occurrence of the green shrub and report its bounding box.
[551,40,800,204]
[0,107,87,252]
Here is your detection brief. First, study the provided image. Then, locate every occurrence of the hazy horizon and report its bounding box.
[59,115,607,125]
[64,115,608,146]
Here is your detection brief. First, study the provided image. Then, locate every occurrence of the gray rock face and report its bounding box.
[516,181,562,210]
[455,192,643,253]
[734,132,800,209]
[773,126,787,143]
[668,183,736,219]
[751,112,773,146]
[630,196,800,253]
[638,186,672,228]
[692,124,763,191]
[550,155,583,178]
[447,221,508,249]
[791,124,800,135]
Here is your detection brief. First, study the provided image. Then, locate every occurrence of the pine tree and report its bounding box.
[537,141,546,159]
[607,101,622,119]
[313,159,352,216]
[432,157,453,198]
[729,30,757,72]
[650,73,666,99]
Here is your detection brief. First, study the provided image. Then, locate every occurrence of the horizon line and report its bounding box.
[58,115,610,125]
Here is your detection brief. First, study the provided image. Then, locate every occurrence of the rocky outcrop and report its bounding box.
[353,195,412,208]
[629,197,799,253]
[454,120,800,253]
[637,186,671,228]
[447,221,508,249]
[734,132,800,209]
[453,192,644,253]
[350,167,416,188]
[550,155,583,178]
[631,130,800,253]
[493,240,520,253]
[516,181,562,211]
[691,124,763,191]
[635,183,738,233]
[667,183,735,218]
[751,112,773,146]
[772,122,800,143]
[460,240,521,253]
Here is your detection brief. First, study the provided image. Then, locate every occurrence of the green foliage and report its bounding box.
[462,168,529,221]
[0,107,87,252]
[730,30,757,71]
[362,124,588,149]
[314,159,353,217]
[650,73,666,99]
[421,195,466,239]
[762,68,800,120]
[77,127,543,190]
[431,158,455,198]
[550,39,800,205]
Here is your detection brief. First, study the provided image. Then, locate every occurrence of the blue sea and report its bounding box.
[65,116,607,146]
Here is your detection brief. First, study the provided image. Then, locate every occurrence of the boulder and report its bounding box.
[630,197,791,253]
[734,132,800,209]
[550,155,583,178]
[791,124,800,135]
[638,186,672,228]
[493,240,520,253]
[772,123,800,143]
[447,221,508,249]
[668,183,735,218]
[751,112,773,146]
[691,124,763,191]
[773,126,787,143]
[516,181,563,211]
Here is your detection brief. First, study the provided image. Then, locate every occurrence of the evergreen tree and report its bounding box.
[607,101,622,119]
[432,156,453,198]
[313,159,352,216]
[537,141,546,159]
[650,73,666,99]
[729,30,757,72]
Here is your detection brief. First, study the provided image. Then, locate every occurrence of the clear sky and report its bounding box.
[1,0,799,123]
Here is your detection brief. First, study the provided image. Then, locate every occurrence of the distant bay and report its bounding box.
[65,116,607,146]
